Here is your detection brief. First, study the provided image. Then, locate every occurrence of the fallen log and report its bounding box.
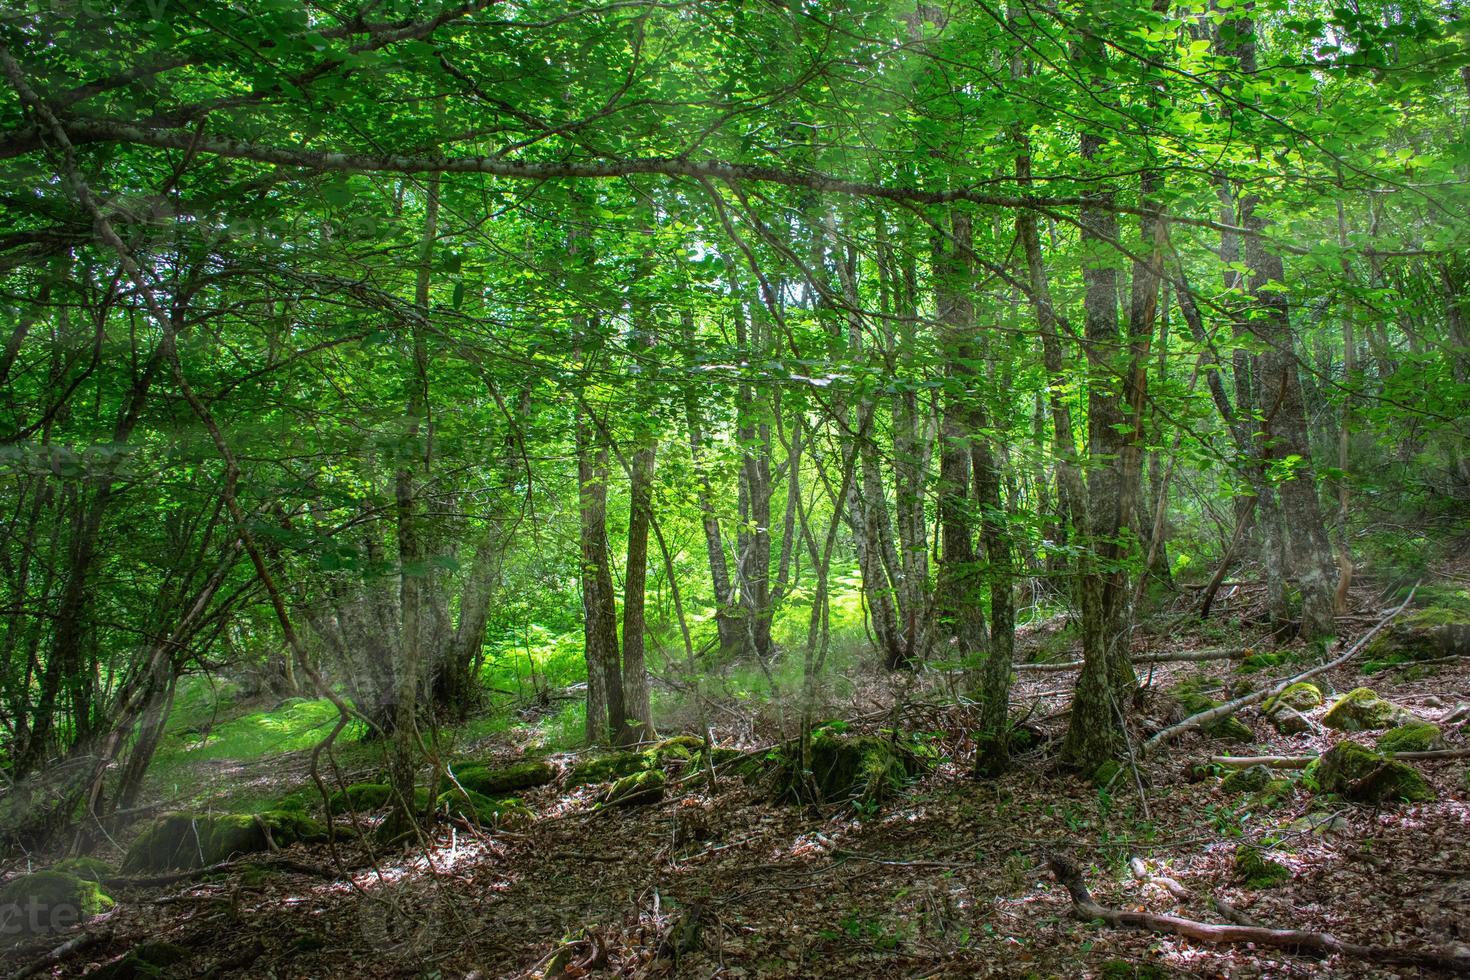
[1047,853,1470,973]
[1209,747,1470,769]
[1143,587,1417,756]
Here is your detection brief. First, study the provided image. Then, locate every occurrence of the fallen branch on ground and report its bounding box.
[1128,856,1261,927]
[1047,853,1470,973]
[1209,747,1470,769]
[1017,648,1246,672]
[104,854,340,889]
[1143,586,1417,756]
[6,930,110,980]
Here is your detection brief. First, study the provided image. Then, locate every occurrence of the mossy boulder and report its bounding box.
[650,735,705,764]
[0,871,112,934]
[1376,721,1443,754]
[1322,688,1412,731]
[53,856,111,882]
[771,730,925,806]
[122,810,328,872]
[1257,778,1296,809]
[1175,690,1254,743]
[604,769,666,807]
[1263,682,1323,715]
[1316,740,1435,804]
[566,751,651,788]
[1270,707,1313,735]
[325,783,430,816]
[435,790,534,828]
[1220,764,1272,795]
[453,760,555,796]
[1235,846,1290,889]
[1364,605,1470,671]
[1092,759,1124,789]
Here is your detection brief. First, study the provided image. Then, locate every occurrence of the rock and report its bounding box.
[122,810,328,872]
[1263,682,1323,714]
[453,760,555,796]
[650,735,706,764]
[1234,845,1290,888]
[0,871,112,934]
[326,783,430,815]
[1321,687,1412,731]
[53,856,111,882]
[1093,760,1124,789]
[1421,695,1445,709]
[1375,720,1443,753]
[771,730,926,806]
[1315,740,1435,804]
[83,941,191,980]
[1175,689,1254,743]
[604,769,666,807]
[1287,811,1349,835]
[1270,707,1313,735]
[1256,778,1295,809]
[1220,764,1272,795]
[1363,604,1470,670]
[566,752,650,788]
[435,790,533,828]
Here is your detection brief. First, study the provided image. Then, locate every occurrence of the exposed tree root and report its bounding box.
[1047,854,1470,974]
[5,930,110,980]
[1127,857,1262,928]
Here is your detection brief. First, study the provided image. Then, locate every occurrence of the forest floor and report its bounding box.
[4,576,1470,979]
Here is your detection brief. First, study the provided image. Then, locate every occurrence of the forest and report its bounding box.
[0,0,1468,975]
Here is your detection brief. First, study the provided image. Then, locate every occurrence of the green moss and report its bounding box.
[1316,740,1435,804]
[1363,605,1470,672]
[771,730,924,806]
[435,789,534,828]
[122,810,328,872]
[1098,958,1169,979]
[53,856,111,882]
[1237,651,1293,674]
[0,871,112,934]
[1235,845,1290,889]
[604,769,666,807]
[1220,765,1271,795]
[453,760,555,796]
[1176,690,1255,743]
[1376,721,1442,754]
[566,751,650,787]
[326,783,430,815]
[1092,759,1123,789]
[651,735,706,762]
[1263,682,1323,714]
[1322,688,1410,731]
[83,941,192,980]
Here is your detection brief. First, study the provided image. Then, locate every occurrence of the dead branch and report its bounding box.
[1047,853,1470,973]
[1128,856,1262,928]
[6,930,110,980]
[1144,587,1418,756]
[1210,747,1470,769]
[1017,648,1246,672]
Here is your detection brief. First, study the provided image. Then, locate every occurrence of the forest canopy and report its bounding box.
[0,0,1469,975]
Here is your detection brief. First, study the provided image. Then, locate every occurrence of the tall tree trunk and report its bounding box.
[621,312,658,742]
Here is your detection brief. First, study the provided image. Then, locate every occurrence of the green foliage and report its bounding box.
[1235,846,1291,889]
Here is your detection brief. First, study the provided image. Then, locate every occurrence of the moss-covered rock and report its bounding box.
[53,856,111,882]
[1220,764,1272,795]
[1270,707,1313,735]
[1236,651,1294,674]
[83,941,191,980]
[325,783,431,815]
[1376,720,1443,753]
[771,730,925,806]
[1263,682,1323,714]
[650,735,706,763]
[1322,687,1411,731]
[1175,689,1254,743]
[604,769,666,807]
[566,751,651,788]
[435,790,534,828]
[453,760,555,797]
[1256,778,1296,809]
[0,871,112,934]
[122,810,328,872]
[1363,604,1470,672]
[1092,759,1123,789]
[1316,740,1435,804]
[1235,846,1290,889]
